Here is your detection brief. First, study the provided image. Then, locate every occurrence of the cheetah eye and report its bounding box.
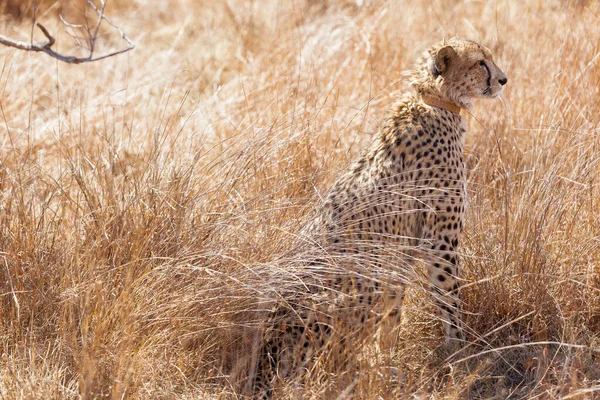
[479,60,486,67]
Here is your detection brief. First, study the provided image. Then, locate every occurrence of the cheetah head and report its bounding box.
[409,38,507,110]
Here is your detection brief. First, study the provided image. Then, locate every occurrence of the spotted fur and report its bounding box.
[253,37,507,398]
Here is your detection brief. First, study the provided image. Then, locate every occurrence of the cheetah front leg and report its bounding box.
[420,212,464,348]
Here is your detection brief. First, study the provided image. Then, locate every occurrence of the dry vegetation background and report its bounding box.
[0,0,600,398]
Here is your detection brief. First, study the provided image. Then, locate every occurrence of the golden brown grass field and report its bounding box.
[1,0,600,398]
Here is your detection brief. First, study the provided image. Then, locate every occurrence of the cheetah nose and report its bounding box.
[498,77,507,86]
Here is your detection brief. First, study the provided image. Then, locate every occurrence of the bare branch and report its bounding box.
[0,1,134,64]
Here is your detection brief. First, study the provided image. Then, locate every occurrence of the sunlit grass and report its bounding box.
[0,0,599,398]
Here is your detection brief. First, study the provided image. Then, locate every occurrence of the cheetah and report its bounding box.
[252,37,507,398]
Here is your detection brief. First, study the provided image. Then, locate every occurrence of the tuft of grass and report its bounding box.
[0,0,599,398]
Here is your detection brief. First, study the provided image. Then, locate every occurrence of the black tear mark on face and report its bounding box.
[479,60,491,90]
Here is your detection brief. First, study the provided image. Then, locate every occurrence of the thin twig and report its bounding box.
[89,0,107,55]
[86,0,134,48]
[59,14,86,29]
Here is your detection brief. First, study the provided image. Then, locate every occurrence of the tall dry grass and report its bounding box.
[0,0,599,398]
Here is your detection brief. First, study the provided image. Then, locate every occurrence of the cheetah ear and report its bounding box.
[429,45,457,78]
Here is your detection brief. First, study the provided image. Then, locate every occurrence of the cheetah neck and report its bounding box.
[420,94,462,115]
